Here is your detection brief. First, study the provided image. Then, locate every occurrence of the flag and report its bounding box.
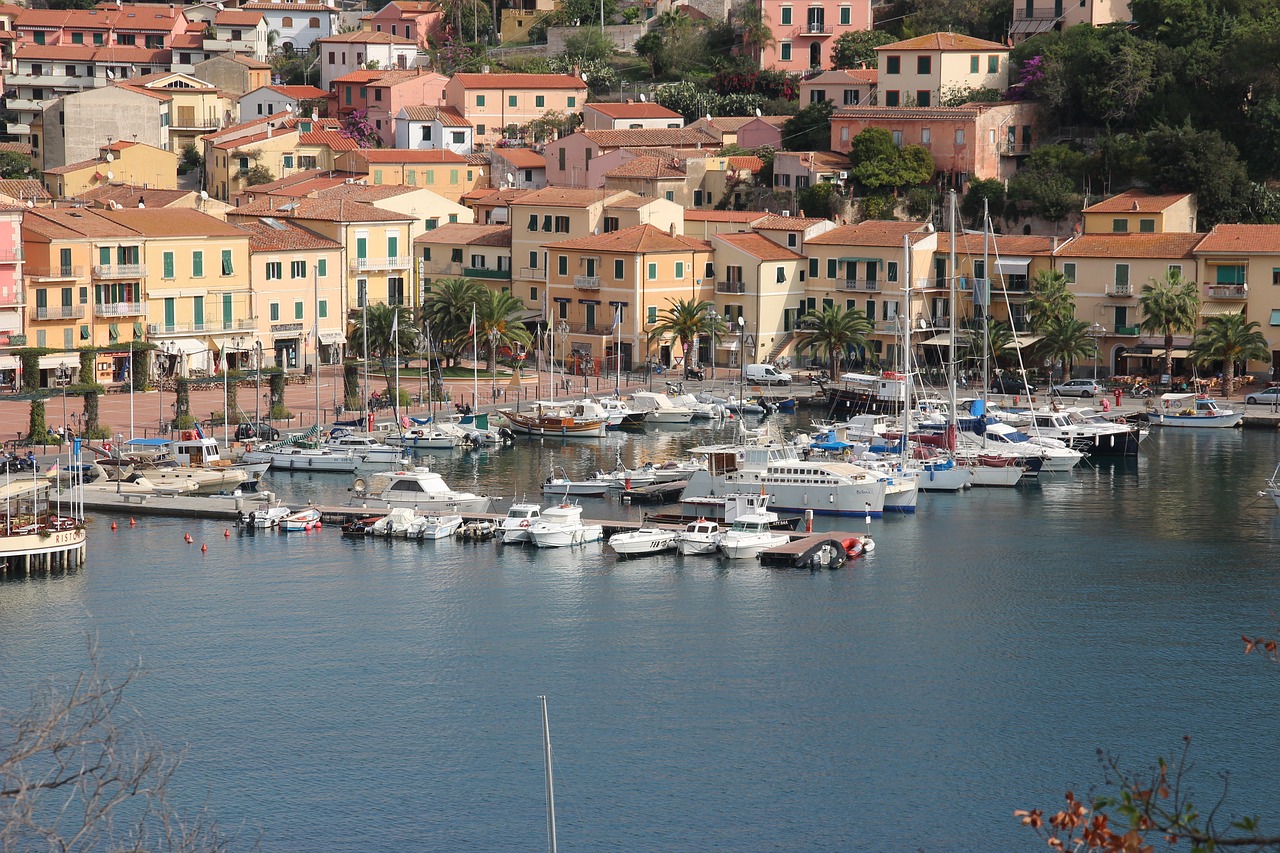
[468,303,476,336]
[610,305,621,331]
[194,424,205,439]
[47,460,58,476]
[392,308,399,335]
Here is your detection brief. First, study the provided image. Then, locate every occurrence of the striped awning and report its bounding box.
[1200,302,1244,316]
[1128,349,1191,359]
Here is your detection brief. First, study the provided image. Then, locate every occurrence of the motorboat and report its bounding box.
[1148,393,1244,428]
[499,400,609,438]
[676,519,722,555]
[370,506,428,537]
[976,422,1084,471]
[631,392,695,425]
[419,514,464,540]
[592,466,658,490]
[1026,408,1143,456]
[282,507,321,531]
[641,459,704,483]
[717,495,790,559]
[242,442,361,472]
[156,432,270,480]
[341,515,384,535]
[670,393,723,419]
[324,428,406,462]
[241,503,292,528]
[382,425,464,450]
[541,476,612,497]
[594,396,648,429]
[608,526,678,558]
[499,502,542,544]
[527,503,604,548]
[352,467,493,513]
[452,412,514,445]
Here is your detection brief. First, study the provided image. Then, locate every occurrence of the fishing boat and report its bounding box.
[281,507,321,531]
[717,495,790,560]
[370,506,427,537]
[541,472,612,497]
[675,518,722,555]
[1147,393,1244,428]
[241,503,291,528]
[607,526,677,558]
[419,514,463,539]
[341,515,383,535]
[352,467,493,513]
[499,502,542,544]
[500,400,609,438]
[527,503,604,548]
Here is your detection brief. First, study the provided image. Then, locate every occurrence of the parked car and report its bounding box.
[1052,379,1106,398]
[1246,387,1280,405]
[235,421,280,441]
[990,375,1036,395]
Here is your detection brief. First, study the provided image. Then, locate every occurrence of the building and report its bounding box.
[0,205,24,361]
[202,115,301,201]
[12,4,186,51]
[331,68,448,145]
[755,0,873,72]
[707,230,806,368]
[239,84,330,121]
[490,147,547,189]
[875,32,1010,108]
[736,116,789,149]
[581,101,684,131]
[39,84,171,171]
[1010,0,1132,43]
[240,0,339,52]
[333,148,480,203]
[361,0,442,50]
[443,72,588,151]
[415,223,511,296]
[1194,225,1280,378]
[772,150,849,195]
[316,30,417,91]
[602,154,756,211]
[799,67,877,107]
[43,140,177,199]
[1081,189,1197,235]
[830,101,1036,183]
[118,71,234,154]
[541,127,720,187]
[498,0,557,44]
[393,105,473,154]
[239,217,346,369]
[681,209,766,241]
[200,9,270,60]
[193,53,272,99]
[686,115,788,147]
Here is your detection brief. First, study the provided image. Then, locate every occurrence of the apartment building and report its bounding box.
[316,30,416,90]
[1010,0,1131,42]
[1194,225,1280,378]
[875,32,1009,108]
[331,68,448,146]
[361,0,442,50]
[240,0,340,52]
[443,73,588,150]
[542,127,720,187]
[393,105,473,154]
[756,0,873,72]
[415,223,511,296]
[799,68,877,107]
[1081,189,1197,235]
[43,140,177,199]
[581,101,683,131]
[707,231,806,369]
[333,149,481,203]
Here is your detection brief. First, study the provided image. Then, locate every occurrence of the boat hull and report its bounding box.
[502,410,608,438]
[528,524,604,548]
[420,515,463,539]
[1149,412,1244,428]
[676,536,720,555]
[719,534,789,560]
[372,495,493,513]
[608,531,677,556]
[245,451,360,472]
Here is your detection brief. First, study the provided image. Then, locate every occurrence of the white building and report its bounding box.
[240,0,339,52]
[239,84,330,120]
[393,105,472,154]
[490,147,547,190]
[315,30,417,90]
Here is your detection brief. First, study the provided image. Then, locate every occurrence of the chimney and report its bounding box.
[1051,236,1059,251]
[669,223,675,237]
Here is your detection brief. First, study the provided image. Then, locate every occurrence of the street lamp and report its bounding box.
[706,307,719,385]
[556,319,569,398]
[488,327,500,402]
[737,314,746,397]
[54,364,72,441]
[1088,322,1105,382]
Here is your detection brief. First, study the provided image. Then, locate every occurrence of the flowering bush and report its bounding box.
[709,68,798,101]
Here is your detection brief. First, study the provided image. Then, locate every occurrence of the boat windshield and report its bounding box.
[731,520,766,532]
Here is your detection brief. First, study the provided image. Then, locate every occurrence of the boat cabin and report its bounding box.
[1159,393,1224,416]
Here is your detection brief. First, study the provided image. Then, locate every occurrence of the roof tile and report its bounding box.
[1055,233,1203,259]
[713,231,805,260]
[413,223,510,247]
[544,223,708,253]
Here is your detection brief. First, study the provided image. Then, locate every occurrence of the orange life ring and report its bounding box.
[519,520,530,528]
[1116,417,1126,424]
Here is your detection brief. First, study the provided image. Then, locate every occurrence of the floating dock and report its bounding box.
[759,532,874,568]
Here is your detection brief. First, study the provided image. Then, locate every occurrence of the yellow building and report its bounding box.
[239,218,347,371]
[201,116,349,201]
[120,72,234,155]
[542,224,714,370]
[1081,189,1198,235]
[414,223,511,296]
[334,149,482,203]
[1192,224,1280,378]
[42,141,178,199]
[707,231,806,370]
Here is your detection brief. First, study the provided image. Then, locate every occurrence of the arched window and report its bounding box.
[809,42,820,68]
[281,16,293,26]
[308,17,319,27]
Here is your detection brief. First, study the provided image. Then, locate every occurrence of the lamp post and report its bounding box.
[556,319,568,399]
[488,327,500,402]
[1088,322,1105,382]
[254,339,263,426]
[737,314,746,399]
[706,307,719,386]
[54,364,71,441]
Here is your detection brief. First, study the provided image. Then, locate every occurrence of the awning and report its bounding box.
[920,333,960,346]
[1010,334,1043,348]
[994,259,1031,275]
[839,256,882,264]
[37,354,78,370]
[1127,349,1191,359]
[153,338,208,356]
[1200,302,1244,317]
[518,308,543,322]
[0,355,19,371]
[319,330,346,345]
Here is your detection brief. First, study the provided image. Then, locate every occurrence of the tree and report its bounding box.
[646,299,727,366]
[1139,269,1200,381]
[244,164,274,185]
[831,30,894,69]
[346,303,418,396]
[1037,315,1095,382]
[960,178,1006,227]
[794,304,873,379]
[474,288,533,371]
[730,0,772,58]
[562,27,613,62]
[847,128,934,193]
[339,108,380,149]
[0,151,31,180]
[26,399,45,444]
[939,85,1003,106]
[797,182,840,219]
[1143,122,1250,228]
[781,100,834,151]
[422,278,485,366]
[560,0,618,26]
[635,31,667,76]
[1190,311,1270,397]
[1025,269,1075,334]
[1008,167,1079,225]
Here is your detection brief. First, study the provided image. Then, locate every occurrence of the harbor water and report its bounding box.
[2,418,1280,850]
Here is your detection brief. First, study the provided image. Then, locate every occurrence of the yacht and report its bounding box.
[499,502,542,544]
[352,467,493,513]
[631,392,695,425]
[1027,408,1143,456]
[323,428,406,463]
[595,396,648,429]
[676,518,722,555]
[242,443,361,472]
[527,503,604,548]
[717,495,790,559]
[974,422,1083,471]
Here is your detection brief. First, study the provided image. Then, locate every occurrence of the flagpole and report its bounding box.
[471,302,478,411]
[393,309,400,424]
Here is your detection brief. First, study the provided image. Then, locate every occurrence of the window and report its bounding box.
[542,215,553,232]
[536,95,545,108]
[530,287,538,302]
[319,300,327,318]
[1139,218,1156,233]
[270,302,279,321]
[406,170,416,186]
[612,259,624,280]
[916,91,930,107]
[776,267,786,283]
[266,261,282,280]
[528,214,539,231]
[294,300,304,320]
[451,248,463,263]
[827,259,837,278]
[665,191,674,201]
[843,88,859,105]
[780,5,792,23]
[884,90,900,107]
[892,130,903,145]
[359,87,366,99]
[471,254,487,269]
[917,55,931,74]
[387,235,398,258]
[162,251,174,279]
[647,306,657,324]
[1115,264,1130,288]
[283,154,294,169]
[603,216,619,233]
[192,251,203,277]
[787,233,798,248]
[345,86,352,105]
[1112,218,1128,233]
[970,54,979,73]
[780,42,792,62]
[529,251,538,269]
[675,261,685,279]
[988,55,999,73]
[921,127,931,144]
[449,169,459,184]
[887,261,898,282]
[221,250,233,276]
[1062,262,1076,282]
[318,259,327,277]
[373,170,383,185]
[558,300,568,320]
[291,260,306,279]
[476,94,486,107]
[33,31,44,45]
[567,97,576,108]
[508,95,517,107]
[309,17,319,27]
[282,16,292,26]
[557,255,568,275]
[1270,309,1280,326]
[839,5,850,24]
[647,262,657,280]
[554,216,570,233]
[476,124,486,136]
[117,33,134,45]
[886,55,900,74]
[694,189,704,206]
[71,32,83,44]
[92,33,102,45]
[954,129,965,144]
[374,89,383,102]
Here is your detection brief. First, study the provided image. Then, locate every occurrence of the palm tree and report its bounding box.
[422,278,485,367]
[1189,312,1270,398]
[730,0,773,59]
[1025,269,1075,334]
[346,302,418,397]
[1037,315,1095,384]
[647,298,727,367]
[474,288,534,372]
[1139,270,1200,382]
[656,8,691,30]
[794,304,873,380]
[957,320,1016,384]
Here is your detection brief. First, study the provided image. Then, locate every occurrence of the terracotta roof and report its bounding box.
[399,105,470,126]
[777,150,847,169]
[683,210,767,223]
[96,207,247,237]
[228,54,271,69]
[604,156,685,180]
[461,186,531,204]
[0,142,33,156]
[242,1,338,12]
[581,128,719,148]
[584,102,683,120]
[43,157,108,176]
[310,184,421,202]
[16,6,180,31]
[806,220,932,247]
[465,153,490,166]
[603,194,660,209]
[233,168,356,195]
[23,207,143,239]
[1194,224,1280,254]
[878,32,1009,52]
[413,223,510,247]
[381,1,442,13]
[713,231,805,260]
[752,214,831,231]
[935,232,1057,256]
[16,44,99,60]
[692,116,789,134]
[332,69,391,84]
[316,29,413,44]
[17,43,174,64]
[80,185,194,208]
[492,148,545,169]
[1083,190,1193,215]
[0,179,51,201]
[226,197,414,223]
[802,68,878,86]
[510,187,623,208]
[266,84,328,100]
[727,155,765,171]
[544,223,708,253]
[452,72,586,90]
[240,218,342,252]
[211,125,299,150]
[349,148,468,163]
[169,31,203,49]
[214,9,264,25]
[298,129,360,151]
[1054,233,1203,259]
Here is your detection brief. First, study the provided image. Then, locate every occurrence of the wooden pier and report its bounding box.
[759,532,872,568]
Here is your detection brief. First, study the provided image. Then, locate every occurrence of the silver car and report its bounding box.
[1051,379,1106,398]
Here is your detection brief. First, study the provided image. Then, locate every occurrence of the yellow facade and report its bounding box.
[335,151,485,204]
[1081,191,1198,235]
[43,142,179,199]
[249,244,346,371]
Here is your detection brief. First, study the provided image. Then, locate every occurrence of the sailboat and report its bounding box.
[499,312,607,437]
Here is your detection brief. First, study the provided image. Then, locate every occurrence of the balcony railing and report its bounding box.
[998,141,1033,156]
[573,275,601,291]
[1109,282,1133,296]
[93,264,146,278]
[349,256,411,272]
[804,22,833,34]
[28,266,82,280]
[0,249,22,263]
[994,277,1031,292]
[34,305,85,320]
[715,280,745,294]
[1206,282,1248,299]
[1014,4,1067,19]
[148,319,255,336]
[520,266,547,280]
[94,301,146,317]
[1114,324,1141,336]
[841,278,880,291]
[0,289,23,307]
[465,267,512,280]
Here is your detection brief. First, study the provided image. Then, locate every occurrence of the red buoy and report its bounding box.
[200,543,207,553]
[224,528,231,538]
[129,518,136,527]
[184,533,193,544]
[110,521,117,531]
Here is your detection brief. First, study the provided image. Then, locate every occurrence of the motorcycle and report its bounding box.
[1127,385,1154,399]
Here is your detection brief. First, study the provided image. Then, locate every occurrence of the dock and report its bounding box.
[759,532,873,568]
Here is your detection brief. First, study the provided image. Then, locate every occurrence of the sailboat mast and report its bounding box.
[982,198,990,399]
[314,265,321,428]
[539,695,558,853]
[901,233,912,461]
[948,190,958,451]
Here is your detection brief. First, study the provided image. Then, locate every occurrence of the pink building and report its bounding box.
[0,204,22,356]
[361,0,442,50]
[333,67,447,146]
[755,0,873,72]
[542,127,721,187]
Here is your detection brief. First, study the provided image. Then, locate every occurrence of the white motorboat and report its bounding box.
[631,392,695,425]
[1148,393,1244,428]
[1027,408,1142,456]
[676,518,722,555]
[324,428,406,462]
[383,425,464,450]
[595,397,648,428]
[642,459,704,483]
[527,503,604,548]
[282,507,321,531]
[370,506,427,537]
[241,503,292,528]
[670,393,722,419]
[419,514,463,539]
[977,422,1084,471]
[608,526,677,558]
[242,443,361,472]
[452,412,513,445]
[352,467,492,513]
[592,466,658,489]
[541,476,612,497]
[161,432,270,480]
[499,502,542,544]
[717,495,790,559]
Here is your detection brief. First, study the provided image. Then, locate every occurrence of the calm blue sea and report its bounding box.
[2,419,1280,851]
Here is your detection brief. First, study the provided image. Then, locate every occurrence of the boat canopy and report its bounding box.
[1160,393,1196,404]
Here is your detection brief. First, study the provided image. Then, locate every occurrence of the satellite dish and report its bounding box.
[105,153,114,162]
[200,190,209,200]
[105,70,114,79]
[285,103,294,112]
[25,200,33,208]
[106,171,114,180]
[580,73,588,83]
[705,113,712,122]
[215,1,224,8]
[506,172,514,184]
[639,93,646,102]
[755,107,762,117]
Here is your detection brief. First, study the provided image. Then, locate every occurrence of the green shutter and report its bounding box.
[388,235,398,257]
[614,259,624,279]
[647,262,657,280]
[808,258,818,277]
[192,251,203,277]
[827,259,837,278]
[223,293,232,328]
[317,259,327,277]
[193,296,204,327]
[356,237,367,259]
[162,251,174,279]
[221,249,232,275]
[319,300,328,318]
[99,246,110,266]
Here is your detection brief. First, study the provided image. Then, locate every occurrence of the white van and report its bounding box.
[744,363,792,385]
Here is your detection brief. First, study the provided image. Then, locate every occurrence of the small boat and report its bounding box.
[499,502,542,544]
[341,515,384,535]
[591,466,658,490]
[608,526,677,558]
[281,507,321,531]
[419,514,463,539]
[500,400,609,438]
[241,503,291,528]
[370,507,427,537]
[323,428,406,462]
[384,424,465,450]
[527,503,604,548]
[631,391,695,425]
[676,518,722,555]
[718,495,790,560]
[842,534,875,558]
[1148,393,1244,428]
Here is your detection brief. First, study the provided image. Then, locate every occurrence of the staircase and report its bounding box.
[765,331,796,364]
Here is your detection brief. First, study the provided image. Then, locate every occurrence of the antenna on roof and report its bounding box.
[285,103,294,112]
[506,172,514,186]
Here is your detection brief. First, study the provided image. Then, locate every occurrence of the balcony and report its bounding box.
[994,277,1031,292]
[202,37,259,53]
[465,267,512,280]
[1109,282,1133,297]
[998,141,1033,156]
[803,22,833,35]
[1014,4,1067,19]
[94,301,146,317]
[28,266,82,280]
[520,266,547,280]
[1206,282,1248,299]
[841,278,880,291]
[0,249,21,263]
[349,257,412,272]
[34,305,85,320]
[1114,324,1141,336]
[715,280,746,294]
[93,263,147,278]
[573,275,601,291]
[148,319,255,336]
[0,289,22,307]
